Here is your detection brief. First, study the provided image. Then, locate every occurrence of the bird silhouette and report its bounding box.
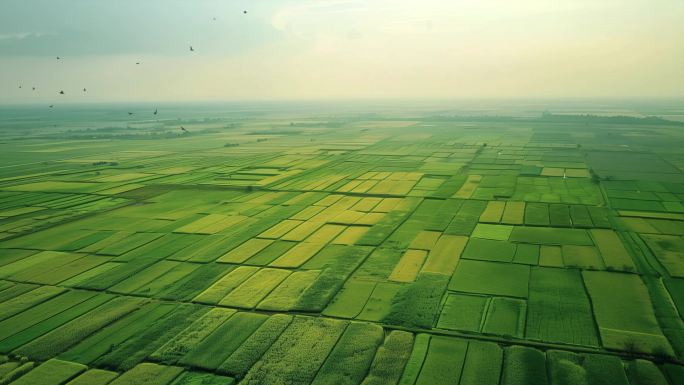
[180,126,188,133]
[243,10,248,14]
[190,46,194,52]
[59,90,65,95]
[32,87,36,91]
[56,56,61,60]
[49,105,54,108]
[18,85,22,89]
[154,109,158,115]
[128,112,134,115]
[83,88,87,92]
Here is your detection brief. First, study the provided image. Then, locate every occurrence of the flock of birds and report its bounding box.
[17,9,249,134]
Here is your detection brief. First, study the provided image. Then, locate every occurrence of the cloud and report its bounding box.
[0,32,52,41]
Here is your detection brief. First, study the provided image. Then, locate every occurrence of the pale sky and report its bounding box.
[1,0,683,103]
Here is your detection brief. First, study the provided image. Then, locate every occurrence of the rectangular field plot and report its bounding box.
[388,249,427,282]
[448,259,530,298]
[482,297,526,338]
[641,234,684,278]
[461,238,516,262]
[509,226,594,245]
[220,268,292,309]
[420,234,468,275]
[526,267,598,346]
[437,293,527,338]
[413,336,468,385]
[240,316,348,385]
[582,271,674,355]
[437,293,488,332]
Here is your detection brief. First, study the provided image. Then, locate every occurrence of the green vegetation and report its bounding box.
[526,267,598,346]
[9,359,86,385]
[310,322,384,385]
[413,336,467,385]
[0,105,683,384]
[583,271,674,355]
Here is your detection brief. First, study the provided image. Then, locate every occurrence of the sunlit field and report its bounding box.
[0,101,683,384]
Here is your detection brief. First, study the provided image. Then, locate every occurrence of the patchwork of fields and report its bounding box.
[0,107,683,384]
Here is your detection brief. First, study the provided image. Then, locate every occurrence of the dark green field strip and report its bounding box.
[664,278,684,319]
[0,285,65,322]
[109,260,184,294]
[54,230,118,252]
[0,282,38,302]
[383,273,448,329]
[7,251,86,283]
[0,280,14,293]
[0,289,95,341]
[14,296,147,360]
[0,293,115,354]
[0,249,38,268]
[179,312,268,371]
[0,251,70,278]
[95,303,208,371]
[29,255,112,285]
[218,314,294,377]
[59,302,178,365]
[156,263,230,301]
[150,307,237,365]
[114,233,206,262]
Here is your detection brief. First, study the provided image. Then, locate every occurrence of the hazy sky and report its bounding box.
[1,0,683,103]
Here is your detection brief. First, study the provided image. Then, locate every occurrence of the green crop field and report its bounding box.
[0,103,683,385]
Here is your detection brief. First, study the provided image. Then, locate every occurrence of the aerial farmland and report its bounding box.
[1,0,683,381]
[0,102,683,384]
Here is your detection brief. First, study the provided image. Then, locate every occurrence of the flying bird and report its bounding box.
[32,87,36,91]
[136,62,140,65]
[243,10,248,14]
[49,105,54,108]
[59,90,65,95]
[56,56,61,60]
[190,46,194,52]
[18,85,22,89]
[128,112,134,115]
[83,88,87,92]
[153,109,158,115]
[180,126,188,133]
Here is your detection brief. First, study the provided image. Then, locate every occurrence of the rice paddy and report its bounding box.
[0,104,683,384]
